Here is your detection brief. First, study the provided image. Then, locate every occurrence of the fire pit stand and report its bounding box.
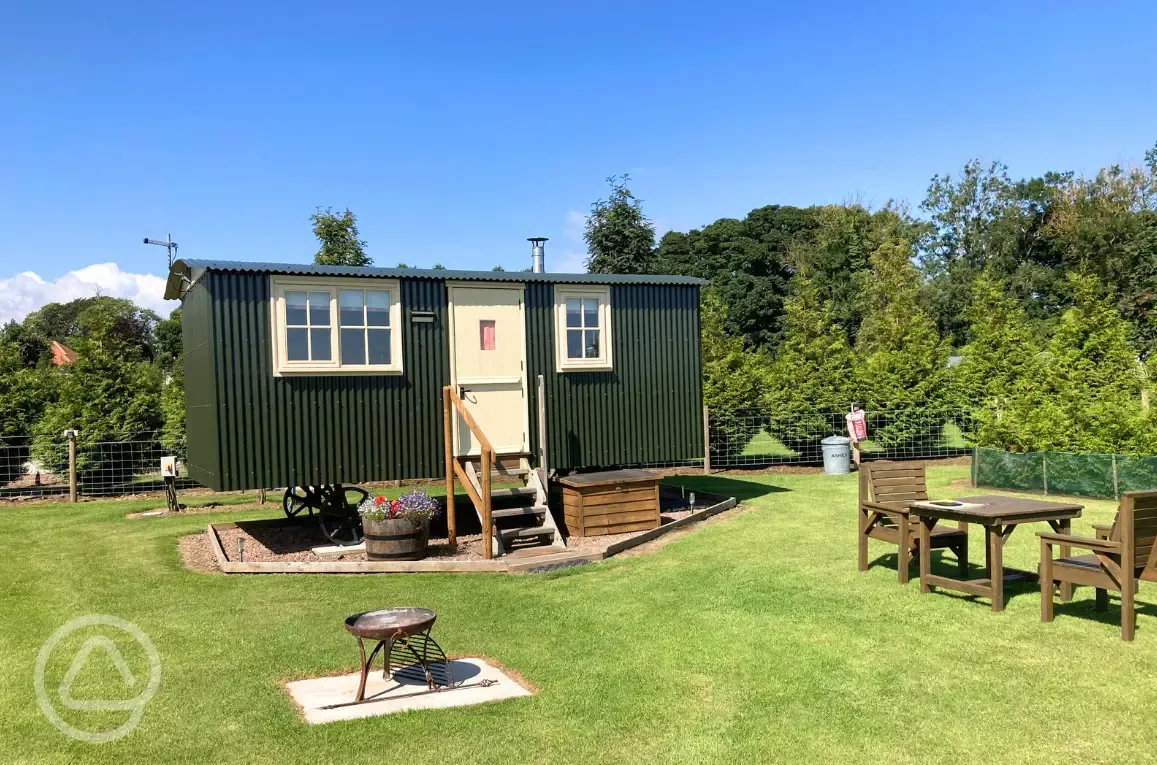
[344,608,454,703]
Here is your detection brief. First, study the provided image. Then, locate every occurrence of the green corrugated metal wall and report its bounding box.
[181,280,220,486]
[525,283,703,469]
[184,272,702,491]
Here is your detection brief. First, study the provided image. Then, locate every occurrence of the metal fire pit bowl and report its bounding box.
[344,608,453,703]
[345,608,437,640]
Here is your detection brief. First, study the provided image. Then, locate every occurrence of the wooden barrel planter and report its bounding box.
[364,518,428,561]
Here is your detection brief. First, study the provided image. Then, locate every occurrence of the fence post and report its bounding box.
[702,406,711,475]
[65,429,78,502]
[971,447,978,488]
[1112,454,1120,500]
[1042,454,1048,496]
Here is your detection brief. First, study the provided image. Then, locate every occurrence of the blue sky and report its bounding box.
[1,1,1155,319]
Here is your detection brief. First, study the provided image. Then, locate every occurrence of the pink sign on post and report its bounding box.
[846,409,867,442]
[479,320,496,351]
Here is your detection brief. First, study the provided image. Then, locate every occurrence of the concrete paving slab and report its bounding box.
[311,541,366,556]
[285,658,531,724]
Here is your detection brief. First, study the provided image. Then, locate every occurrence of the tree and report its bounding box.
[982,272,1147,453]
[311,207,371,267]
[1044,146,1157,356]
[765,271,857,447]
[700,289,769,455]
[156,308,185,458]
[792,204,924,345]
[154,307,182,377]
[24,296,159,358]
[855,237,951,447]
[656,205,813,350]
[31,338,163,487]
[161,354,186,460]
[920,160,1073,345]
[0,320,49,367]
[952,272,1040,411]
[584,175,656,275]
[0,344,57,485]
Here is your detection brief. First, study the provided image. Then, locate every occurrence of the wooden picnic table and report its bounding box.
[910,495,1084,612]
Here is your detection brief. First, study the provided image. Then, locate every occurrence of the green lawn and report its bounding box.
[4,467,1156,764]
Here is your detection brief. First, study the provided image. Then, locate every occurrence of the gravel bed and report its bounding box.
[181,506,713,571]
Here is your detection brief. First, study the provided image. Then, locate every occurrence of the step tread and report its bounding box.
[491,505,547,519]
[463,462,531,478]
[498,525,557,539]
[491,486,537,498]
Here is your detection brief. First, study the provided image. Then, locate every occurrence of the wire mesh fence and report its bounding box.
[0,408,976,501]
[974,447,1157,500]
[0,432,198,500]
[709,409,975,469]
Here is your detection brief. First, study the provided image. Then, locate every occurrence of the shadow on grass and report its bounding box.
[1049,590,1157,635]
[659,475,787,502]
[867,551,1057,608]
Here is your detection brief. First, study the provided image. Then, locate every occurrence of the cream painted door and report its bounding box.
[448,285,528,456]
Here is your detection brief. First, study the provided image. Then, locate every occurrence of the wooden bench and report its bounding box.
[557,470,660,537]
[858,460,968,584]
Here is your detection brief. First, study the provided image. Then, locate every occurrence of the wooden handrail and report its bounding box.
[446,388,496,457]
[441,387,457,547]
[452,460,485,510]
[443,385,495,560]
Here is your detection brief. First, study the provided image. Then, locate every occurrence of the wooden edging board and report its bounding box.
[206,491,737,575]
[506,494,738,573]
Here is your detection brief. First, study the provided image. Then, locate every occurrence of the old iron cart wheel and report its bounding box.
[318,484,370,546]
[283,486,316,519]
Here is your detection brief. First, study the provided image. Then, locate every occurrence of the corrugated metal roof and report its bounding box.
[165,258,704,299]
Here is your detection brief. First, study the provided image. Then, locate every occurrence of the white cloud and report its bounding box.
[547,210,589,274]
[0,263,175,325]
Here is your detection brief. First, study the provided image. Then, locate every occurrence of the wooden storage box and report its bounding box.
[557,470,660,537]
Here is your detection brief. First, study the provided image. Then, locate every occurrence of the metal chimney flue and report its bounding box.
[528,237,548,273]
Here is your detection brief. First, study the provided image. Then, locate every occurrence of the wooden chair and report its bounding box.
[858,460,968,584]
[1039,490,1157,641]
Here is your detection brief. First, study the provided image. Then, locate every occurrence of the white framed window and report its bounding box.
[554,285,613,371]
[270,276,402,376]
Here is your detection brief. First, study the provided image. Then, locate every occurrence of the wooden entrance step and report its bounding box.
[491,505,547,519]
[491,486,537,500]
[498,526,556,542]
[489,465,530,479]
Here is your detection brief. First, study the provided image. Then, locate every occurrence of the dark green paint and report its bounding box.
[181,269,702,491]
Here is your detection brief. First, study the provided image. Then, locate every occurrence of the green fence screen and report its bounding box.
[974,447,1157,499]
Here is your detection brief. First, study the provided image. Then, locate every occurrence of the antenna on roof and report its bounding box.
[144,233,179,269]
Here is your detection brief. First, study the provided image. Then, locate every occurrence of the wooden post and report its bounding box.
[65,429,78,503]
[257,488,266,505]
[537,375,548,474]
[442,386,457,547]
[702,406,711,475]
[1112,454,1120,501]
[971,447,978,488]
[1042,454,1048,496]
[481,446,493,560]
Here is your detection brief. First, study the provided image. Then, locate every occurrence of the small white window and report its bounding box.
[270,276,402,376]
[554,285,613,371]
